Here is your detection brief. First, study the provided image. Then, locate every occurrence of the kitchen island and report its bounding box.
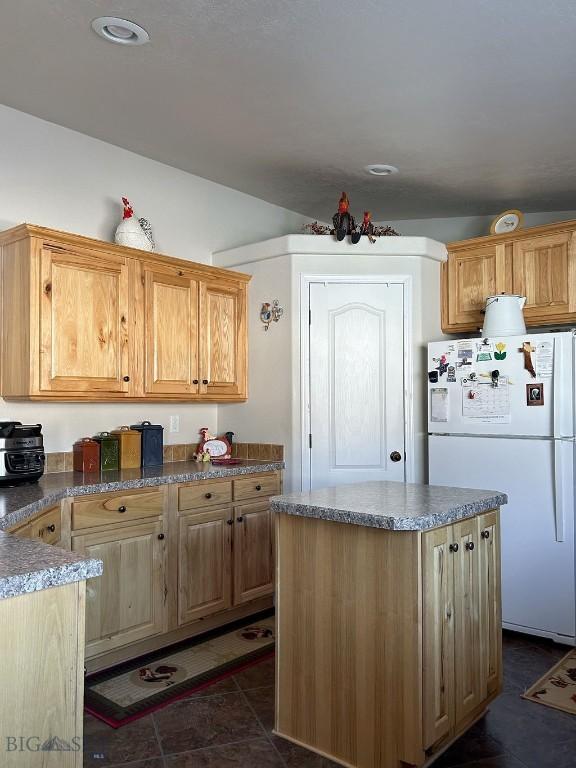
[271,481,507,768]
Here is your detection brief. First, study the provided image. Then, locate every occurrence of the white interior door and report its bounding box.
[308,282,405,490]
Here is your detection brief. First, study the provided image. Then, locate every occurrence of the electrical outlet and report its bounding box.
[169,415,180,433]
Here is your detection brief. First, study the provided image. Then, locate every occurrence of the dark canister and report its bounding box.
[130,421,164,467]
[73,437,100,473]
[93,432,120,471]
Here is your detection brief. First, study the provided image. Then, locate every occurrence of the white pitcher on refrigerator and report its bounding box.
[481,294,526,336]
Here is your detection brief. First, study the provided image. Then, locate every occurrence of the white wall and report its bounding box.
[0,106,308,451]
[384,210,576,243]
[216,238,446,491]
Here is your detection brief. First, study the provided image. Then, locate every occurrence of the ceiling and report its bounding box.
[1,0,576,221]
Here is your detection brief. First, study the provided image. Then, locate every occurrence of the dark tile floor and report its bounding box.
[84,631,575,768]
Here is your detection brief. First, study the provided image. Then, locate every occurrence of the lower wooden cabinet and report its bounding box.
[275,507,501,768]
[36,471,281,667]
[233,500,274,604]
[178,508,233,624]
[422,510,501,750]
[178,499,275,626]
[72,519,166,657]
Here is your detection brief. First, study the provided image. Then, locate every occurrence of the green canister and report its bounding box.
[93,432,120,472]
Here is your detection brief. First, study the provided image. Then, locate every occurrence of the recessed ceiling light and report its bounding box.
[364,164,399,176]
[91,17,150,46]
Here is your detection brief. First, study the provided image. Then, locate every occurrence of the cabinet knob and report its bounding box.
[46,524,56,533]
[255,484,262,491]
[481,530,490,539]
[123,375,130,382]
[202,379,209,385]
[158,533,165,540]
[193,379,199,385]
[227,519,234,525]
[237,516,244,523]
[465,541,475,551]
[449,543,459,553]
[205,492,212,499]
[118,505,127,513]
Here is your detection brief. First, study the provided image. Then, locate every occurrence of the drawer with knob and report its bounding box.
[10,505,62,544]
[71,489,164,531]
[233,473,280,501]
[178,481,233,512]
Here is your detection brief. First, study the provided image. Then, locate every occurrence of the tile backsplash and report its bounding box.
[45,442,284,473]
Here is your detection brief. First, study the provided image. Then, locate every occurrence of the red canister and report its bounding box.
[73,437,100,473]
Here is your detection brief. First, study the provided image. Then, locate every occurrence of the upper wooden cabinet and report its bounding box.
[200,280,247,398]
[0,224,249,400]
[442,220,576,333]
[39,242,131,395]
[141,263,200,397]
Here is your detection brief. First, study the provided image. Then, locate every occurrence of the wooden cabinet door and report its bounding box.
[199,280,247,398]
[512,232,576,321]
[233,501,274,605]
[422,525,455,749]
[478,510,502,698]
[452,518,482,727]
[178,508,233,625]
[143,265,199,395]
[72,520,166,657]
[39,244,130,394]
[446,244,507,329]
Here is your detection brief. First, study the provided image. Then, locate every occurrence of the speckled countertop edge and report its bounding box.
[0,459,283,600]
[271,482,507,532]
[0,531,103,600]
[0,460,285,531]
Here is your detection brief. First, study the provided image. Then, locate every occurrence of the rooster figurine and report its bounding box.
[360,211,376,243]
[332,192,358,242]
[115,197,155,251]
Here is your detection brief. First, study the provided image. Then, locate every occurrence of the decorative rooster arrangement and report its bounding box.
[304,192,399,243]
[115,197,155,251]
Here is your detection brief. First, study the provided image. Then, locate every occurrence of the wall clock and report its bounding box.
[490,209,524,235]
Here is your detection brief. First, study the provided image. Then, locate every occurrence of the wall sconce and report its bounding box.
[260,299,284,331]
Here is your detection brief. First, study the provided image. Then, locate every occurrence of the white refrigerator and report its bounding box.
[428,331,576,644]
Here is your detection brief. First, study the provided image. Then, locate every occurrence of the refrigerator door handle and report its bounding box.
[553,440,566,543]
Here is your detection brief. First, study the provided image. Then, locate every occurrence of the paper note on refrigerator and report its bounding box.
[462,376,511,423]
[430,388,449,422]
[535,340,554,379]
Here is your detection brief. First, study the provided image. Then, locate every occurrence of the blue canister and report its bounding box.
[130,421,164,467]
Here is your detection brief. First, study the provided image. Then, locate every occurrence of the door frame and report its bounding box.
[299,274,415,491]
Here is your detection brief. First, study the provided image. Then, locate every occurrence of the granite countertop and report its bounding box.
[0,458,283,601]
[271,481,507,531]
[0,533,103,600]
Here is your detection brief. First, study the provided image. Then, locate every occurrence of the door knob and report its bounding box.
[449,543,459,553]
[390,451,402,462]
